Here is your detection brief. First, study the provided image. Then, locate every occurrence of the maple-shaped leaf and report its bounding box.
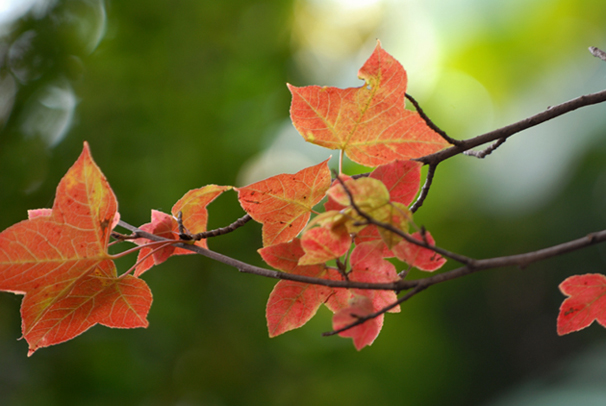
[288,41,449,167]
[370,160,422,206]
[259,239,342,337]
[333,294,383,351]
[134,185,231,276]
[392,231,446,272]
[237,159,331,246]
[0,142,152,355]
[326,242,400,350]
[557,273,606,335]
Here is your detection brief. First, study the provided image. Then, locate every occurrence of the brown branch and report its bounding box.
[117,220,400,291]
[191,214,252,240]
[324,229,606,336]
[117,220,606,334]
[410,164,437,213]
[403,229,606,290]
[416,88,606,165]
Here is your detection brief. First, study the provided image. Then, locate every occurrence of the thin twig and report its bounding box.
[410,164,437,213]
[191,214,253,240]
[463,137,507,158]
[405,93,462,146]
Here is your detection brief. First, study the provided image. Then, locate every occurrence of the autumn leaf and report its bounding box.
[327,176,390,210]
[392,231,446,272]
[557,273,606,335]
[327,242,400,350]
[172,185,232,240]
[259,239,342,337]
[370,160,422,206]
[0,142,152,355]
[133,185,231,276]
[237,159,331,246]
[298,224,351,265]
[289,41,449,167]
[324,176,351,212]
[353,226,394,258]
[349,242,400,313]
[332,295,383,351]
[373,202,411,249]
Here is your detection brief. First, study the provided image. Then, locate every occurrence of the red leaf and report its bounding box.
[172,185,231,241]
[133,210,183,276]
[259,239,342,337]
[557,273,606,335]
[370,160,421,206]
[326,242,400,350]
[237,159,331,246]
[333,295,383,351]
[133,185,230,276]
[353,226,394,258]
[392,231,446,272]
[324,176,351,212]
[0,142,152,355]
[289,41,449,167]
[299,223,351,265]
[349,242,400,313]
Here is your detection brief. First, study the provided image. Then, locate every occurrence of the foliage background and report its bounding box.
[1,0,606,404]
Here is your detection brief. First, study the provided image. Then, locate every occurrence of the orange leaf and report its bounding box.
[171,185,232,240]
[327,242,400,350]
[259,239,342,337]
[133,185,231,276]
[0,142,152,355]
[349,242,400,313]
[370,159,422,206]
[299,223,351,265]
[289,41,449,166]
[392,231,446,272]
[237,159,331,246]
[557,273,606,335]
[332,295,383,351]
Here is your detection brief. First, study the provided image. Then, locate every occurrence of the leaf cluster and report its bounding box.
[1,41,605,355]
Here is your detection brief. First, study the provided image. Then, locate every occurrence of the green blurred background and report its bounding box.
[1,0,606,405]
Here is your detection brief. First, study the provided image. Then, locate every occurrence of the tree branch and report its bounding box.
[410,164,437,213]
[191,214,252,240]
[416,88,606,165]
